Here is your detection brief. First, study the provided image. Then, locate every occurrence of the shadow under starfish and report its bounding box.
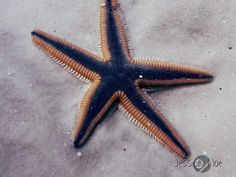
[31,0,213,159]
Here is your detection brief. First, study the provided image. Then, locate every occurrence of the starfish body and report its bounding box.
[31,0,213,159]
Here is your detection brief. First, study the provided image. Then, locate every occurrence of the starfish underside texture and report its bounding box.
[31,0,213,159]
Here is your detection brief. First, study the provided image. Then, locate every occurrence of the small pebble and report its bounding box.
[77,151,82,156]
[221,19,228,24]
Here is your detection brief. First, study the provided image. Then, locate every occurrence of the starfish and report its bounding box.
[31,0,213,159]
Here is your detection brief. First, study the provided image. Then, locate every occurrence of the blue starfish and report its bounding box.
[31,0,213,159]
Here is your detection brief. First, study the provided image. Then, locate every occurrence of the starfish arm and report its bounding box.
[99,0,132,63]
[119,85,190,159]
[31,29,104,81]
[130,59,213,86]
[71,78,119,147]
